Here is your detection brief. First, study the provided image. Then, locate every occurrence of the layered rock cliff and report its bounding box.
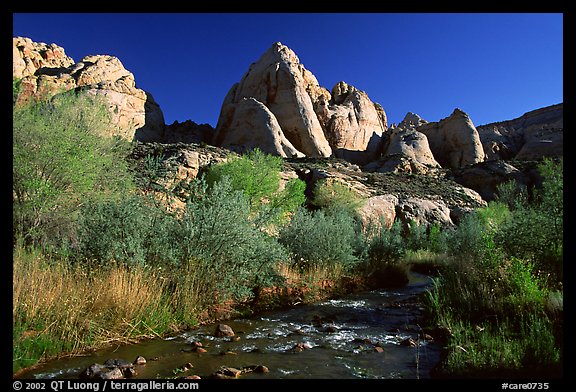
[476,103,563,161]
[13,36,563,228]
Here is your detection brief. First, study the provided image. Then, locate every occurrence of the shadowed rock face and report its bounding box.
[13,37,165,141]
[215,97,304,158]
[416,108,485,169]
[476,103,563,161]
[214,43,387,163]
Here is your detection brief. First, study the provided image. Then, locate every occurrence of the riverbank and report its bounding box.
[13,245,390,377]
[15,271,441,379]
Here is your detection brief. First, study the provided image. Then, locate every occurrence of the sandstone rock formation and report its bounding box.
[416,108,485,168]
[13,37,74,79]
[365,112,439,175]
[214,42,331,157]
[282,157,485,229]
[450,160,543,202]
[214,42,388,163]
[215,97,304,157]
[13,37,165,141]
[476,103,563,161]
[314,81,387,164]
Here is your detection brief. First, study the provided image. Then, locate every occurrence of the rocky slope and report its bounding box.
[14,36,563,228]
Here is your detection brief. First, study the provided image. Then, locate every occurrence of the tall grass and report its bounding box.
[13,246,173,374]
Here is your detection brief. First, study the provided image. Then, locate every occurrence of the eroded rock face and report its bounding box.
[13,36,74,79]
[476,103,563,161]
[215,97,304,157]
[214,42,331,157]
[214,43,388,163]
[450,160,538,202]
[369,112,439,175]
[13,37,165,141]
[417,108,485,168]
[314,81,387,165]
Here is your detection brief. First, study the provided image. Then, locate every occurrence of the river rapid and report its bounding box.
[17,272,441,379]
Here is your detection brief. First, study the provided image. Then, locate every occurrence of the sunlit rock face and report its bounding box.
[214,42,388,164]
[13,37,165,141]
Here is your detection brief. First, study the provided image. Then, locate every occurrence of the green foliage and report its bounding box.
[311,179,364,215]
[203,148,281,207]
[279,207,360,272]
[13,91,134,247]
[504,257,547,311]
[495,180,529,210]
[77,178,286,305]
[203,148,305,225]
[13,78,22,105]
[494,158,562,279]
[77,195,162,266]
[178,178,287,302]
[358,220,408,287]
[439,314,560,378]
[364,220,406,267]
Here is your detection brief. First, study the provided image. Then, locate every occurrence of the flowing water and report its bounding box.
[17,273,442,379]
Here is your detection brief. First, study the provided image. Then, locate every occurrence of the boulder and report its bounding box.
[358,194,398,229]
[395,197,453,228]
[214,42,332,157]
[133,356,147,366]
[214,323,235,337]
[416,108,485,168]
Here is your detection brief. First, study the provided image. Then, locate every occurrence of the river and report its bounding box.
[17,272,441,379]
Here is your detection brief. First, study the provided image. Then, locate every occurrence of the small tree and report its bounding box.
[13,90,134,247]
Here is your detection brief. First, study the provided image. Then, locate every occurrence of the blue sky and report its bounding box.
[13,13,563,127]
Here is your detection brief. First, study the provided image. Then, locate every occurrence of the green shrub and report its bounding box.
[203,148,305,225]
[311,178,364,216]
[13,91,134,248]
[77,195,159,267]
[360,220,408,287]
[279,207,360,272]
[13,78,21,105]
[495,179,529,210]
[364,220,405,267]
[504,257,547,312]
[178,178,287,304]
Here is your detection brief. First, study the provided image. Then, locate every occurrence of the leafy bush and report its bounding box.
[279,207,360,272]
[203,148,305,225]
[77,178,287,304]
[77,195,161,267]
[494,158,562,280]
[178,178,287,302]
[13,91,133,248]
[311,178,364,216]
[13,78,21,105]
[364,220,405,267]
[359,220,408,287]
